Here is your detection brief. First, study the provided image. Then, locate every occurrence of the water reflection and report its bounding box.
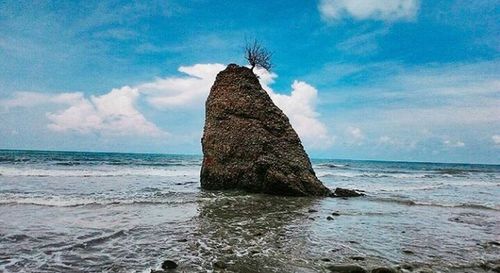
[191,191,319,272]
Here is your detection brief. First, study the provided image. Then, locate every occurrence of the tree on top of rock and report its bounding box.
[244,40,272,72]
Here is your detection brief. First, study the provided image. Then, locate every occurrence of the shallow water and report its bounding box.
[0,150,499,272]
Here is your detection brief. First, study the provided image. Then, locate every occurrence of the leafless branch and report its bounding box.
[244,40,272,72]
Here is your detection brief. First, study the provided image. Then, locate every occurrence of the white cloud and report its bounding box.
[492,135,500,146]
[0,89,165,138]
[319,0,419,21]
[347,126,363,139]
[254,68,334,148]
[138,63,226,108]
[344,126,364,145]
[46,87,165,136]
[377,136,417,149]
[443,139,465,148]
[273,81,333,147]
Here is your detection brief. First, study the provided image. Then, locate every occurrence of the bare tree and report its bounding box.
[244,40,272,72]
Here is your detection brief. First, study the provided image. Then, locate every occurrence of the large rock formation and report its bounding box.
[200,64,331,196]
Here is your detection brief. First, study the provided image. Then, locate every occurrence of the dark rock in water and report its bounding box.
[331,212,341,216]
[371,268,396,273]
[161,260,178,270]
[150,270,166,273]
[350,256,365,261]
[322,258,332,262]
[402,249,414,255]
[327,216,334,220]
[308,209,318,213]
[479,262,492,271]
[200,64,331,196]
[400,264,413,271]
[333,188,365,197]
[213,260,227,269]
[327,264,368,273]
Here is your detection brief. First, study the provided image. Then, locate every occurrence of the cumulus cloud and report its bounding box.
[345,126,364,145]
[138,63,226,108]
[319,0,419,21]
[0,89,164,136]
[492,135,500,147]
[46,87,165,136]
[254,68,334,148]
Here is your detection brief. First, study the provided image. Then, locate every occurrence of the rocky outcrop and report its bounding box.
[333,188,365,197]
[200,64,331,196]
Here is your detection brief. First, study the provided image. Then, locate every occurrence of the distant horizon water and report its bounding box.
[1,148,498,166]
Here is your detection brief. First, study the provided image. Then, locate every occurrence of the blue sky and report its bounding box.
[0,0,499,164]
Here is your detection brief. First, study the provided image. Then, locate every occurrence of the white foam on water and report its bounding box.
[0,195,197,207]
[369,196,500,211]
[0,166,200,177]
[316,170,431,179]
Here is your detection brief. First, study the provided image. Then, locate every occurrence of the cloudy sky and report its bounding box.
[0,0,499,164]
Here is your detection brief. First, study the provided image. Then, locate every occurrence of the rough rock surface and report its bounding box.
[333,188,365,197]
[200,64,331,196]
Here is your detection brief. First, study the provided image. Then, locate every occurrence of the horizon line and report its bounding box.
[0,148,498,166]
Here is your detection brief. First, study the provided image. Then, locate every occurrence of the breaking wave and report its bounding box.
[0,166,200,177]
[370,197,499,211]
[317,171,433,179]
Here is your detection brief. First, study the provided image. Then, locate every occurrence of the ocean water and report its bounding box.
[0,150,498,273]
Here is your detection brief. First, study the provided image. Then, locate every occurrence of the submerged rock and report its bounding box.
[213,260,227,269]
[200,64,331,196]
[161,260,178,270]
[333,188,365,197]
[371,268,396,273]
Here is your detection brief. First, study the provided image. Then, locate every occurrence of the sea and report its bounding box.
[0,150,498,273]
